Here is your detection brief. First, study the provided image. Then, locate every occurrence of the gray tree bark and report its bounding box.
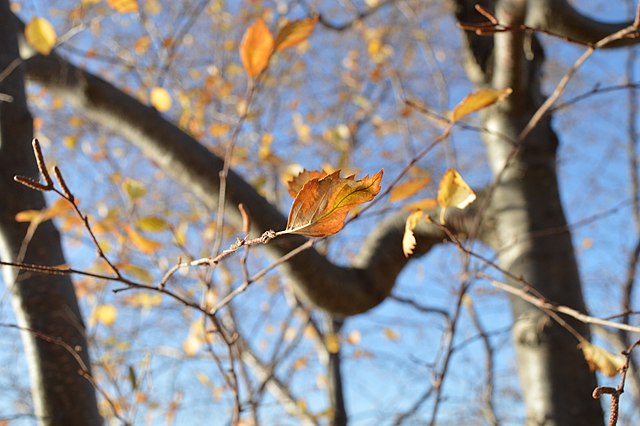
[0,2,101,425]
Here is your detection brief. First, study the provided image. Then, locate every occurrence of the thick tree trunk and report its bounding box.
[0,3,101,425]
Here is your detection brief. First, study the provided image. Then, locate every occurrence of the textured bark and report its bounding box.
[0,3,101,425]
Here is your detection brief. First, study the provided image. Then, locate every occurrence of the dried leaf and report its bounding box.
[240,18,275,78]
[150,87,172,112]
[403,210,423,257]
[389,177,431,203]
[437,169,476,224]
[286,169,328,197]
[107,0,139,13]
[450,88,512,123]
[25,17,57,55]
[285,170,383,237]
[274,17,318,51]
[579,342,625,377]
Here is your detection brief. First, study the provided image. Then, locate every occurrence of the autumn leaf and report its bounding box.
[325,333,340,353]
[402,198,437,211]
[240,18,275,78]
[286,169,328,197]
[284,169,383,237]
[122,178,146,200]
[91,304,117,326]
[450,88,512,123]
[437,169,476,224]
[136,216,169,232]
[579,342,625,377]
[389,177,431,203]
[25,17,57,55]
[403,210,423,257]
[125,225,163,254]
[150,87,172,112]
[274,17,318,51]
[107,0,139,13]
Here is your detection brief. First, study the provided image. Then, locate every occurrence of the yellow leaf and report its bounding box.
[125,293,162,309]
[325,333,340,353]
[107,0,139,13]
[437,169,476,224]
[122,178,146,200]
[92,304,117,326]
[274,16,318,51]
[579,342,625,377]
[25,17,57,55]
[403,210,423,257]
[125,225,163,254]
[383,327,400,341]
[285,169,383,237]
[137,216,169,232]
[389,177,431,203]
[450,88,512,123]
[119,263,154,283]
[239,18,275,78]
[150,87,172,112]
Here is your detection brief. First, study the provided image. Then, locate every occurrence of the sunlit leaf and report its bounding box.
[150,86,172,112]
[125,225,163,254]
[92,304,117,326]
[383,327,400,341]
[25,17,57,56]
[137,216,169,232]
[450,88,512,123]
[119,263,153,283]
[579,342,625,377]
[285,169,383,237]
[389,177,431,203]
[107,0,139,13]
[15,209,43,223]
[274,17,318,51]
[122,178,146,200]
[437,169,476,224]
[402,210,423,258]
[325,333,340,353]
[286,169,328,197]
[402,198,438,211]
[240,18,274,78]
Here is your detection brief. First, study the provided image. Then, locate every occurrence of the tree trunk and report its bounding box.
[0,3,101,425]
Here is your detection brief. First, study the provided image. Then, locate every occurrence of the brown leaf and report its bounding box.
[450,88,512,123]
[240,18,275,78]
[285,170,383,237]
[286,169,328,197]
[274,17,318,51]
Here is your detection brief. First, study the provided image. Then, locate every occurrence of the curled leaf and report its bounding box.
[437,169,476,224]
[579,342,625,377]
[451,88,512,123]
[274,16,318,51]
[240,18,275,78]
[286,169,328,197]
[285,170,383,237]
[402,210,423,257]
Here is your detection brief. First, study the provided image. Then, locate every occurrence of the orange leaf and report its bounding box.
[107,0,139,13]
[389,177,431,203]
[240,18,275,78]
[274,16,318,51]
[402,210,423,257]
[125,225,163,254]
[284,170,383,237]
[286,169,328,197]
[437,169,476,224]
[450,88,512,123]
[402,198,437,211]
